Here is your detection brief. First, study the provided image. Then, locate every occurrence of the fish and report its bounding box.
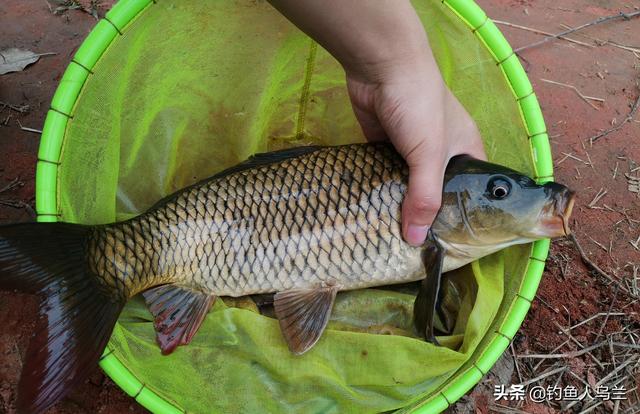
[0,142,575,413]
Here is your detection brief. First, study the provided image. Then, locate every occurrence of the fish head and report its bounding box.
[432,155,575,249]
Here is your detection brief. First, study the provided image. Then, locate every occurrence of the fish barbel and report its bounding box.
[0,143,574,413]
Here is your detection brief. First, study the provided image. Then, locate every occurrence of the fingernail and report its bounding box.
[406,224,429,246]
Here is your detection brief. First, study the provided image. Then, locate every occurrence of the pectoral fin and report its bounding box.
[413,233,445,345]
[274,284,339,355]
[142,284,216,355]
[436,278,460,335]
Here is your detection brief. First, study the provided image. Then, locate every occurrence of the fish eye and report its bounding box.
[487,177,511,200]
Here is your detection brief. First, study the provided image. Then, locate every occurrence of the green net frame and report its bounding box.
[36,0,554,412]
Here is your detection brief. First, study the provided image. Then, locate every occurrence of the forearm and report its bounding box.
[268,0,442,82]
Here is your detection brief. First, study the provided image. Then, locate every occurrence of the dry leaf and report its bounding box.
[0,48,40,75]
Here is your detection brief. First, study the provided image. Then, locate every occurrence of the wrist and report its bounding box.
[340,22,444,88]
[339,3,440,85]
[344,45,442,87]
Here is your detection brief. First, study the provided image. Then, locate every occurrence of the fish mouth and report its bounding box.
[539,190,576,237]
[560,192,575,235]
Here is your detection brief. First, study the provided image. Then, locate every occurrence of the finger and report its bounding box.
[401,153,446,246]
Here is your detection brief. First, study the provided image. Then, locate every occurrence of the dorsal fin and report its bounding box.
[212,145,324,178]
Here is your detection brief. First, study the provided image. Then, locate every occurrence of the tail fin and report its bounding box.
[0,222,125,414]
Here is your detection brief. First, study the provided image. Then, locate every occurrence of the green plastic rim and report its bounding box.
[36,0,552,412]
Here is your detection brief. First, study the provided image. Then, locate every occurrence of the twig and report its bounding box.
[533,339,570,371]
[516,365,567,387]
[585,151,594,170]
[18,126,42,134]
[0,200,36,217]
[537,295,560,313]
[510,343,523,384]
[0,101,29,113]
[567,370,592,389]
[516,340,607,359]
[0,178,21,194]
[0,199,28,209]
[570,233,630,295]
[595,355,638,387]
[540,78,604,110]
[563,356,638,412]
[588,236,608,252]
[594,282,620,342]
[554,321,604,369]
[564,372,592,411]
[515,10,640,53]
[600,204,616,213]
[628,265,639,297]
[552,369,565,390]
[587,188,607,208]
[16,119,42,134]
[607,40,640,54]
[590,93,640,143]
[561,152,589,164]
[558,23,640,55]
[493,20,593,48]
[610,342,640,350]
[569,312,627,331]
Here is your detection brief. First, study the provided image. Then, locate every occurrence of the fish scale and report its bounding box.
[87,143,420,299]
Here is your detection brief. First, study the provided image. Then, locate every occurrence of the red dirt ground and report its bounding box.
[1,0,639,413]
[469,0,640,412]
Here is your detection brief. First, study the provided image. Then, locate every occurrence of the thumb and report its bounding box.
[401,151,446,246]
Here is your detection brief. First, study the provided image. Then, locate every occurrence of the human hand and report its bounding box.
[346,64,486,246]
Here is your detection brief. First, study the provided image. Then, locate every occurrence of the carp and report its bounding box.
[0,143,574,412]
